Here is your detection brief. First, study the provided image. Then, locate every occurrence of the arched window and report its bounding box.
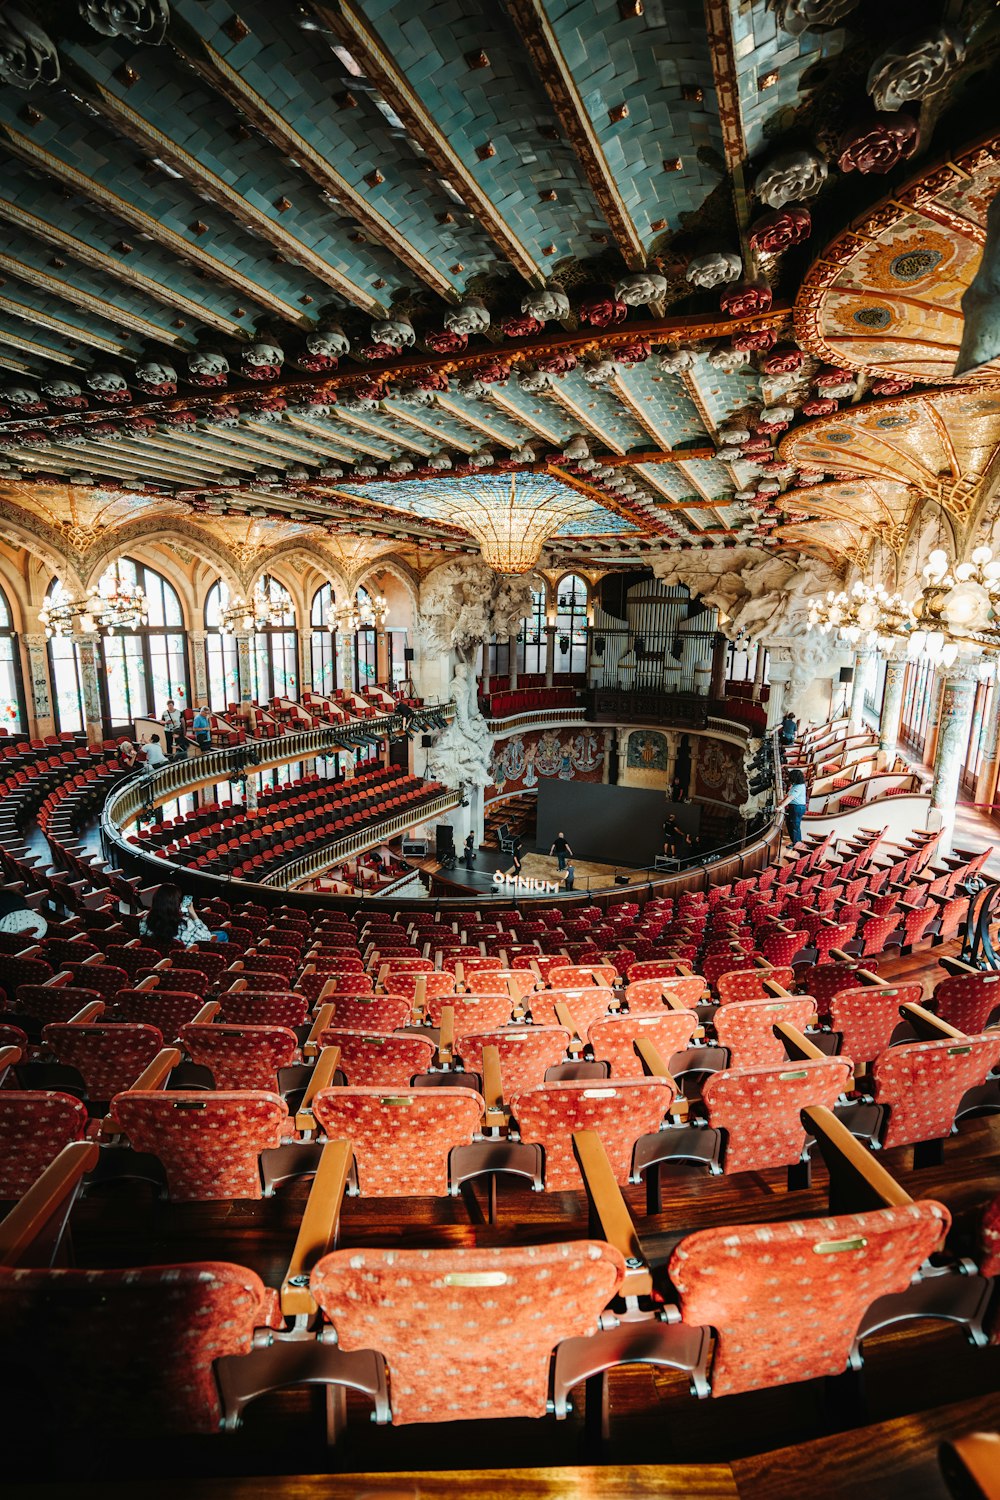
[252,574,297,703]
[310,583,337,695]
[519,585,548,675]
[45,579,85,735]
[0,581,26,735]
[99,558,188,730]
[205,581,240,712]
[554,573,589,675]
[354,586,376,691]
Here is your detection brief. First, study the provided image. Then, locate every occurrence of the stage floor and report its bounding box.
[413,850,651,895]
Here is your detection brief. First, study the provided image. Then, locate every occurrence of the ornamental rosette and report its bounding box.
[577,292,628,328]
[500,313,543,338]
[754,149,828,209]
[762,346,804,375]
[444,298,490,335]
[685,251,742,290]
[356,342,394,361]
[582,359,618,384]
[815,367,854,388]
[371,317,415,349]
[424,328,467,354]
[536,351,577,376]
[0,8,60,88]
[720,281,773,318]
[871,376,913,395]
[615,338,651,365]
[759,405,795,425]
[657,349,695,373]
[837,113,919,174]
[517,368,551,392]
[473,357,511,386]
[778,0,858,35]
[747,206,812,256]
[867,28,966,112]
[81,1,169,42]
[615,272,668,305]
[307,323,350,358]
[802,398,839,417]
[708,343,750,370]
[520,283,570,322]
[733,330,776,353]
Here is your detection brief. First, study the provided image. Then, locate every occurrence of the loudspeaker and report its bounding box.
[421,733,434,747]
[839,666,854,683]
[403,647,415,662]
[614,874,630,886]
[436,823,455,859]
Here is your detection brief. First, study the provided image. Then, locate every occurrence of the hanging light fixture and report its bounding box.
[905,547,1000,663]
[39,580,148,639]
[429,474,593,574]
[327,593,389,636]
[808,579,915,656]
[218,587,279,636]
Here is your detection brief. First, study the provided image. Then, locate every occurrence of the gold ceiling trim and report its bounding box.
[0,126,307,327]
[504,0,646,270]
[312,0,544,284]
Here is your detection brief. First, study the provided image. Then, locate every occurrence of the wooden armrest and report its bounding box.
[151,957,173,971]
[900,1003,967,1042]
[774,1022,825,1062]
[499,947,510,969]
[453,960,466,991]
[751,954,773,970]
[317,975,338,1003]
[661,990,687,1012]
[674,961,694,977]
[572,1129,651,1297]
[134,974,159,991]
[482,1044,505,1125]
[66,1001,106,1024]
[376,962,389,992]
[763,978,792,998]
[295,1045,343,1131]
[553,1000,582,1053]
[828,948,854,964]
[413,974,428,1011]
[0,1140,100,1268]
[856,968,883,986]
[804,1105,914,1215]
[438,1005,455,1064]
[191,1001,221,1025]
[303,1002,335,1059]
[529,959,543,984]
[128,1046,182,1093]
[0,1044,22,1074]
[280,1138,352,1318]
[942,1433,1000,1500]
[939,957,980,977]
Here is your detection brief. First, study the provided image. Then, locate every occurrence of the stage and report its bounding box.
[407,850,653,896]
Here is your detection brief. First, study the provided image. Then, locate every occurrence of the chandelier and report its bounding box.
[429,475,593,574]
[38,581,148,639]
[907,547,1000,662]
[218,588,280,636]
[328,594,388,635]
[808,580,915,654]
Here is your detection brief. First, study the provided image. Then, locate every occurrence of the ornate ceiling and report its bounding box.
[0,0,997,579]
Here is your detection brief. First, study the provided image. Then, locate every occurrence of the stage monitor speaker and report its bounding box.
[436,823,455,859]
[421,733,434,747]
[614,874,630,885]
[404,646,415,662]
[839,666,854,683]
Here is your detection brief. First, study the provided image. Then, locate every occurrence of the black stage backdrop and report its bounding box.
[535,782,700,866]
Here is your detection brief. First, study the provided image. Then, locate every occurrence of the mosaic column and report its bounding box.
[975,673,1000,800]
[235,632,252,704]
[299,628,313,694]
[508,633,519,690]
[375,629,389,688]
[931,663,980,853]
[878,655,907,755]
[710,633,728,700]
[188,630,208,708]
[76,637,104,742]
[849,649,873,731]
[21,633,54,739]
[336,629,355,695]
[752,642,767,701]
[544,625,556,688]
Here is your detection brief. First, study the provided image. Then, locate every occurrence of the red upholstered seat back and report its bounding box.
[216,992,309,1028]
[0,1090,88,1198]
[588,1010,698,1078]
[113,989,206,1036]
[933,972,1000,1034]
[43,1022,163,1100]
[328,995,411,1031]
[180,1024,299,1091]
[317,1029,435,1087]
[980,1193,1000,1279]
[713,997,817,1069]
[668,1201,950,1397]
[456,1026,571,1096]
[389,971,455,1000]
[715,968,796,1005]
[824,983,922,1065]
[14,985,101,1028]
[535,987,617,1033]
[110,1091,288,1200]
[423,993,515,1031]
[871,1034,1000,1148]
[310,1241,624,1425]
[702,1058,853,1174]
[547,964,617,989]
[510,1077,675,1189]
[0,1261,282,1433]
[310,1086,483,1196]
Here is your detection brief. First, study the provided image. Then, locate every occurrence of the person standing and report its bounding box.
[162,699,182,757]
[192,705,212,752]
[563,861,575,890]
[782,768,807,845]
[463,831,476,871]
[549,830,573,870]
[781,710,798,747]
[511,839,523,876]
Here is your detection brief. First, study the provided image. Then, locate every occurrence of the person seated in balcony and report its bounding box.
[141,733,167,771]
[781,710,798,746]
[118,739,139,770]
[193,706,212,752]
[782,768,808,846]
[139,884,216,949]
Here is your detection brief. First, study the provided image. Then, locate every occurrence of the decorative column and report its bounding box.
[709,632,728,701]
[508,633,519,689]
[235,631,253,704]
[849,648,873,731]
[336,628,355,696]
[752,642,767,701]
[481,644,491,696]
[299,628,313,694]
[975,674,1000,805]
[21,633,55,739]
[76,637,104,743]
[931,662,980,852]
[601,727,613,784]
[375,628,390,688]
[878,654,907,755]
[544,624,556,688]
[188,630,208,707]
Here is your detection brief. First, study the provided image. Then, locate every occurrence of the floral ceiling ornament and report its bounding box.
[708,343,750,370]
[520,281,570,323]
[0,7,60,88]
[686,251,742,290]
[444,298,490,335]
[657,348,695,374]
[187,349,229,386]
[615,271,668,305]
[424,327,467,354]
[720,281,773,317]
[867,28,966,112]
[837,113,919,174]
[517,368,551,393]
[80,1,170,44]
[763,346,804,375]
[582,358,619,384]
[307,323,349,358]
[87,369,130,403]
[134,361,177,395]
[733,329,776,353]
[39,379,87,409]
[241,341,284,380]
[747,206,812,256]
[578,290,627,328]
[755,148,829,208]
[779,0,858,35]
[371,316,415,349]
[759,405,795,426]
